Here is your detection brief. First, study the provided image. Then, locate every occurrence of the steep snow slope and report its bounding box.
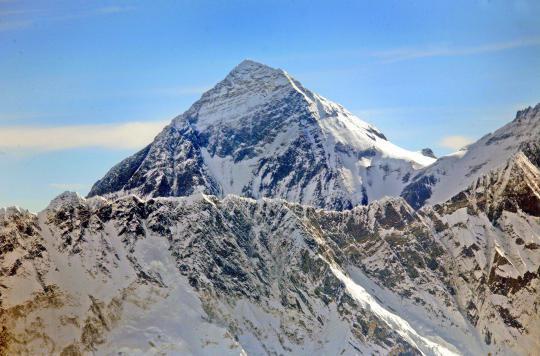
[402,103,540,208]
[88,60,434,209]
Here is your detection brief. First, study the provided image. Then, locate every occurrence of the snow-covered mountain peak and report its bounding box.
[221,59,291,94]
[172,59,296,131]
[514,102,540,122]
[89,61,434,209]
[402,102,540,208]
[46,191,84,210]
[4,56,540,354]
[171,60,372,136]
[228,59,283,79]
[0,206,32,219]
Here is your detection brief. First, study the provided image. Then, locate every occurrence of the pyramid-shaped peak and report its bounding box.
[225,59,286,81]
[170,59,298,130]
[90,59,435,207]
[234,59,277,72]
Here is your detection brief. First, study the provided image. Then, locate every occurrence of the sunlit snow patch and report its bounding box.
[328,264,460,356]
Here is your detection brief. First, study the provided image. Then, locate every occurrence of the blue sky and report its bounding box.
[1,0,539,211]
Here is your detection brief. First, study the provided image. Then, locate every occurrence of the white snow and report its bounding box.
[329,264,461,356]
[413,104,540,205]
[172,60,435,207]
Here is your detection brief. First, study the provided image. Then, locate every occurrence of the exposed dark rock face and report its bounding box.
[88,145,152,197]
[89,123,221,199]
[401,174,437,209]
[421,148,436,159]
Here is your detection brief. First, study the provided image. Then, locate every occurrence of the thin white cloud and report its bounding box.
[0,4,135,32]
[0,121,167,151]
[439,135,473,150]
[372,37,540,62]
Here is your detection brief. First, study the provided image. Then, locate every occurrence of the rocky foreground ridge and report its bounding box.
[1,148,539,354]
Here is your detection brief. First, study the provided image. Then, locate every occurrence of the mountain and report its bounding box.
[2,59,540,355]
[88,60,434,210]
[422,151,540,354]
[402,103,540,209]
[1,193,463,355]
[2,152,540,355]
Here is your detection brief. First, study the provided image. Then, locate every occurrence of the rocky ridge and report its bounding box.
[2,149,540,355]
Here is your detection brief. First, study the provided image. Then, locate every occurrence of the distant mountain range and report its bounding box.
[1,60,539,355]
